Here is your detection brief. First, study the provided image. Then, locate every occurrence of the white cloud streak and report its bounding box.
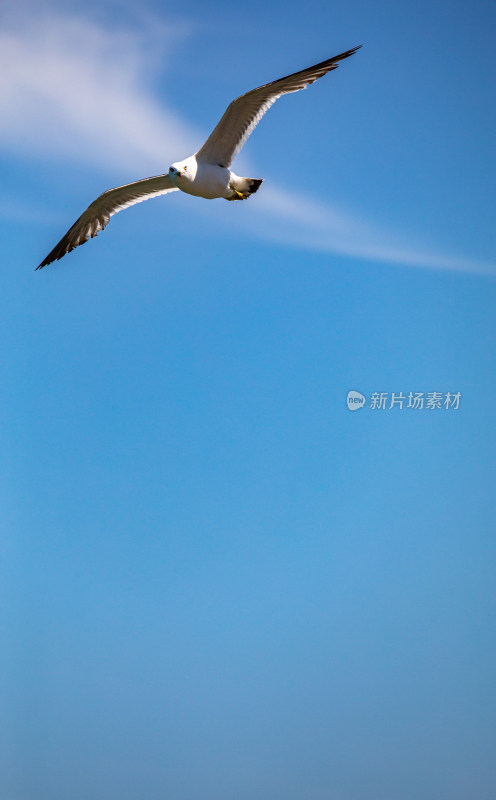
[0,14,197,172]
[248,187,496,275]
[0,11,493,275]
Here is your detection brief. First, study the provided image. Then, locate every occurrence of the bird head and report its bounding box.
[169,158,195,184]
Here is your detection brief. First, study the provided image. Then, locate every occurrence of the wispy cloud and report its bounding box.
[247,187,496,275]
[0,12,197,172]
[0,10,493,275]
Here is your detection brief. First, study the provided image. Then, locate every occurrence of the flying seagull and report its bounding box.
[37,46,361,269]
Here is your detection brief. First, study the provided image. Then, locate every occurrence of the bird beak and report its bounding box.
[177,171,183,177]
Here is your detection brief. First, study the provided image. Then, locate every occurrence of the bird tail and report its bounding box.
[246,178,263,195]
[227,176,263,200]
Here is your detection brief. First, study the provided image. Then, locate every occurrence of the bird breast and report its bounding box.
[178,161,231,199]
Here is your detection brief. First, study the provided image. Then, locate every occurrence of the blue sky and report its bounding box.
[1,1,495,798]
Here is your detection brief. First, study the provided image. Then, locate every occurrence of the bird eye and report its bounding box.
[183,166,188,171]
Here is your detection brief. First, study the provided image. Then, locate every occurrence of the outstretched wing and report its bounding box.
[37,174,178,269]
[195,46,361,168]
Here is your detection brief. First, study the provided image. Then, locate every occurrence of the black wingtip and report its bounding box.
[337,44,363,60]
[36,249,69,270]
[35,256,55,270]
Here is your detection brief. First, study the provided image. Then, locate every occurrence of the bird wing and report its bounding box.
[195,46,361,168]
[37,174,178,269]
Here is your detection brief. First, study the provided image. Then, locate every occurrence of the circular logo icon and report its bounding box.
[347,390,366,411]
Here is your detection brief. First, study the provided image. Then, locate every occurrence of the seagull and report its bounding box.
[37,46,361,269]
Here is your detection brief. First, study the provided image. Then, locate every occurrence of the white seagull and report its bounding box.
[37,46,361,269]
